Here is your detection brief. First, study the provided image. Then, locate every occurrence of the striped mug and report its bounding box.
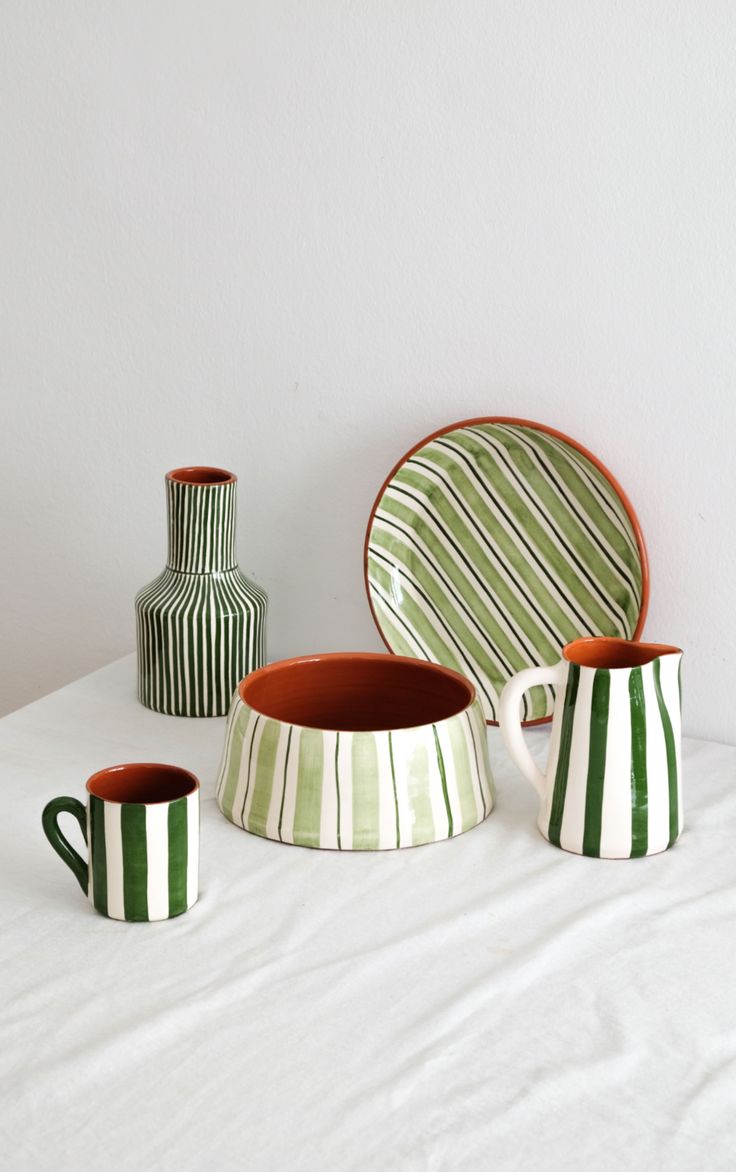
[42,763,199,921]
[499,638,683,859]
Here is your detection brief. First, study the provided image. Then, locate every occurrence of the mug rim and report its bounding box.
[86,763,200,805]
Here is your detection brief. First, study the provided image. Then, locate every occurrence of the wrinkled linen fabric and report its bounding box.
[1,657,734,1172]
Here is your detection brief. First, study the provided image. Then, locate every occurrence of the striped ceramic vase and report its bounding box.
[41,764,200,922]
[216,679,495,850]
[135,466,267,717]
[499,638,683,859]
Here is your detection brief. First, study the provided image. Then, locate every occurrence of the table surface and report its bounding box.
[1,655,734,1171]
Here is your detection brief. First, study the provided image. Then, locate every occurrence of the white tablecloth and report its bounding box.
[1,656,734,1171]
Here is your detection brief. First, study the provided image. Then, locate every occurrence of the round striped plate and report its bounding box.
[364,418,649,726]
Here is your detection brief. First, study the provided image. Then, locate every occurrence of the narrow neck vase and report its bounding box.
[135,466,268,718]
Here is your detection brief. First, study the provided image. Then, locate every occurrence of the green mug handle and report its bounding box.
[42,797,89,896]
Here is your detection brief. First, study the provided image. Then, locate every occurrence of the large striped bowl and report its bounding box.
[215,653,495,850]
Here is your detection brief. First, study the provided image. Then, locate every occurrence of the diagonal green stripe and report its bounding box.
[548,664,580,847]
[582,669,610,857]
[369,556,466,675]
[369,549,497,714]
[653,657,679,848]
[168,798,188,916]
[371,515,529,677]
[121,805,148,921]
[523,427,642,574]
[629,667,648,857]
[451,429,623,635]
[502,427,642,607]
[396,459,576,651]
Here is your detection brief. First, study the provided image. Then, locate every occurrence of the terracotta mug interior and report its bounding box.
[86,763,200,804]
[240,653,475,732]
[564,637,682,670]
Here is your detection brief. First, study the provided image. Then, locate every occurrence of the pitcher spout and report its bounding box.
[564,637,682,670]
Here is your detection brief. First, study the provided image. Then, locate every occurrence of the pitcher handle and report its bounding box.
[499,662,567,797]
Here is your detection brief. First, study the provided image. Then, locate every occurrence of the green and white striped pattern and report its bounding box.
[216,694,495,849]
[87,791,198,921]
[366,421,645,724]
[540,654,683,858]
[165,474,238,574]
[136,474,267,717]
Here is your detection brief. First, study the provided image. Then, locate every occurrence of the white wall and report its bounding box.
[2,1,735,743]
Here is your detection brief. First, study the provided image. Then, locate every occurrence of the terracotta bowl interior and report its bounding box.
[564,638,682,670]
[167,466,235,485]
[241,655,475,732]
[87,763,199,804]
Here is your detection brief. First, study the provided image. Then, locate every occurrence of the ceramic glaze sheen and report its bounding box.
[135,467,267,717]
[216,653,495,850]
[41,764,200,922]
[499,638,683,859]
[365,419,648,727]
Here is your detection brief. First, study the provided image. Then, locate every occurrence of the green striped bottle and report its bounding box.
[499,637,683,858]
[135,466,267,717]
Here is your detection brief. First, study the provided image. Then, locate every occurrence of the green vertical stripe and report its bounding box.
[292,727,324,847]
[446,718,479,832]
[582,669,610,857]
[121,805,148,921]
[248,719,280,834]
[219,703,246,818]
[90,795,107,917]
[406,741,434,846]
[238,713,261,826]
[653,657,679,848]
[629,667,648,857]
[277,726,294,843]
[168,799,188,916]
[351,734,380,849]
[465,711,486,818]
[432,725,453,837]
[548,663,580,847]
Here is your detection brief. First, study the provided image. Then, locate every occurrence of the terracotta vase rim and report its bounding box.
[166,466,237,486]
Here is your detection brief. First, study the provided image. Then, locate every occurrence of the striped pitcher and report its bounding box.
[135,466,267,717]
[42,763,199,921]
[499,638,683,859]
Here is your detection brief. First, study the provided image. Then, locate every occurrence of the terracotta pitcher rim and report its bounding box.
[563,637,683,671]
